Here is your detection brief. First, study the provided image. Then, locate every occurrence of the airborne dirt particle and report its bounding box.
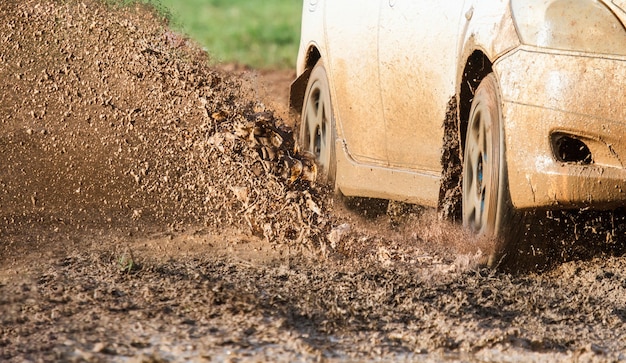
[1,0,626,362]
[438,97,462,222]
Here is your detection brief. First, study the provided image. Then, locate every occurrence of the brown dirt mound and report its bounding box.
[0,0,328,261]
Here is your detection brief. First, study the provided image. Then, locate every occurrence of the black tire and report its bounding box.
[299,61,337,186]
[462,73,518,266]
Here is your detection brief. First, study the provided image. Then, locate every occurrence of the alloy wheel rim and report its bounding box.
[303,81,331,172]
[464,108,493,234]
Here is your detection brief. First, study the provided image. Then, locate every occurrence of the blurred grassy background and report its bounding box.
[146,0,302,69]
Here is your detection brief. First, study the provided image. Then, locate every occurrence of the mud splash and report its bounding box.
[1,1,626,362]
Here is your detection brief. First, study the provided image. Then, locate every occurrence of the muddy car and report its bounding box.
[289,0,626,259]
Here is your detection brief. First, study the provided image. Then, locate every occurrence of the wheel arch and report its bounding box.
[289,46,322,114]
[439,49,494,221]
[459,50,494,154]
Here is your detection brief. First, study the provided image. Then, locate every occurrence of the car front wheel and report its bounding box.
[462,73,514,262]
[299,61,337,185]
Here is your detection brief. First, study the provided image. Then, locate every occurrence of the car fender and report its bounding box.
[295,1,327,76]
[291,1,328,114]
[457,1,520,89]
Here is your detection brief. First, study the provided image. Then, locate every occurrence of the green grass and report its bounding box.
[146,0,302,69]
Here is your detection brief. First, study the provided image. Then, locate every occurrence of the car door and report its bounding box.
[378,0,465,172]
[324,1,387,165]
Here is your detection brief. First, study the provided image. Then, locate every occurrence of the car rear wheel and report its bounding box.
[462,74,513,264]
[299,61,337,185]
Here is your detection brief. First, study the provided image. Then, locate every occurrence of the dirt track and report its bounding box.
[1,1,626,362]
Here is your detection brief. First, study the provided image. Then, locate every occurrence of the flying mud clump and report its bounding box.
[0,0,329,249]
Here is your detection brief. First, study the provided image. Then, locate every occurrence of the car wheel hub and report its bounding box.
[304,86,330,171]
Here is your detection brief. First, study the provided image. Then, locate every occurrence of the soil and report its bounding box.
[1,1,626,362]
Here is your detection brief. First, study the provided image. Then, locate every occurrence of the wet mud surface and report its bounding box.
[1,1,626,362]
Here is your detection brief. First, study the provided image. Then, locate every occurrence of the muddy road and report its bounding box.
[1,1,626,362]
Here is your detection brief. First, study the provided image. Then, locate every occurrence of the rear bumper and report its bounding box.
[495,48,626,209]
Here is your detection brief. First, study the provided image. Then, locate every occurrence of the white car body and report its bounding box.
[291,0,626,219]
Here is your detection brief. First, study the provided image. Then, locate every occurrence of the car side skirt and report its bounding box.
[335,139,440,207]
